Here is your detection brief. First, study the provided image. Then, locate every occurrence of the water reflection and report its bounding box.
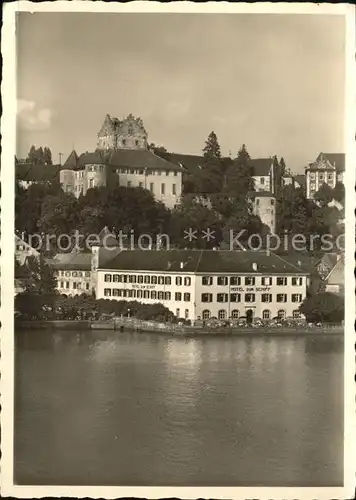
[15,330,343,486]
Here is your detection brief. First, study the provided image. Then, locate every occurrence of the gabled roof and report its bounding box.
[63,150,79,169]
[248,158,273,176]
[78,151,107,166]
[108,149,183,172]
[325,256,344,285]
[99,250,309,275]
[321,153,345,172]
[16,163,61,182]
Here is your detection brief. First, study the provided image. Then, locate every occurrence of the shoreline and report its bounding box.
[15,320,344,337]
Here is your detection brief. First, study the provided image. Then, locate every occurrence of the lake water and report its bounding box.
[14,329,343,486]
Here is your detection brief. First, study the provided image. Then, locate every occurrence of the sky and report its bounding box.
[16,12,346,172]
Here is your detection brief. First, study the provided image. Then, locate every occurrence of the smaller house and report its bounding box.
[51,252,92,296]
[15,233,40,265]
[324,256,344,295]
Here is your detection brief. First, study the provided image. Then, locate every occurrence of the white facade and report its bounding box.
[96,268,307,321]
[253,175,271,192]
[305,153,344,199]
[115,167,182,209]
[55,269,92,296]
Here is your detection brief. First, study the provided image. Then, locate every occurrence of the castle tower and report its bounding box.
[97,113,148,151]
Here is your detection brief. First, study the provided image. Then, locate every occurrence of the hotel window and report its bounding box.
[217,276,228,286]
[137,290,143,299]
[122,275,128,283]
[85,271,90,277]
[128,290,135,298]
[328,173,334,181]
[277,294,287,303]
[217,293,228,303]
[319,173,324,181]
[260,177,265,185]
[176,308,180,318]
[144,275,150,284]
[270,199,275,206]
[151,291,157,300]
[158,276,165,285]
[66,282,70,289]
[151,276,157,284]
[293,310,301,319]
[161,183,165,195]
[122,290,127,298]
[230,276,241,286]
[122,139,126,146]
[176,276,182,286]
[184,293,191,302]
[201,293,212,303]
[139,182,144,188]
[172,184,176,195]
[158,171,161,176]
[175,292,182,301]
[230,293,241,303]
[185,309,189,319]
[245,277,255,286]
[262,309,271,320]
[262,293,272,303]
[202,309,211,319]
[245,293,255,302]
[165,292,171,300]
[256,199,260,206]
[104,274,112,282]
[113,274,121,283]
[174,171,178,176]
[86,283,90,290]
[113,289,120,297]
[60,281,64,289]
[138,275,144,284]
[218,310,227,320]
[150,183,154,192]
[158,291,164,300]
[184,277,191,286]
[127,181,132,188]
[77,283,82,289]
[78,271,83,277]
[104,288,111,297]
[261,277,272,286]
[139,169,144,175]
[72,272,78,277]
[135,140,139,146]
[164,276,171,285]
[128,275,135,283]
[277,310,286,320]
[310,172,316,180]
[292,294,302,303]
[202,276,213,286]
[291,277,302,286]
[231,310,239,319]
[166,171,169,176]
[143,290,150,299]
[276,277,287,286]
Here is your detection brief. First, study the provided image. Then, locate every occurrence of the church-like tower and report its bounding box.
[97,113,148,150]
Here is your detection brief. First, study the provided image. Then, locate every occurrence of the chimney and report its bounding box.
[167,261,172,270]
[297,260,302,267]
[252,262,258,272]
[180,261,185,269]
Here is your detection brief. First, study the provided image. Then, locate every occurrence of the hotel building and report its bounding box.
[95,249,309,321]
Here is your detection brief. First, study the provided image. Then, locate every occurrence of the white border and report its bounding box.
[1,2,355,498]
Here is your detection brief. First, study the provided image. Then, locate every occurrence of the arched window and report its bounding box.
[202,309,211,320]
[231,309,239,319]
[277,309,286,320]
[293,310,301,319]
[262,309,271,320]
[218,309,227,320]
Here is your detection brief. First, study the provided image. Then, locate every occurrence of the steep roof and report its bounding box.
[322,153,345,172]
[167,153,204,174]
[248,158,273,176]
[100,250,309,275]
[325,256,344,285]
[51,252,92,271]
[16,163,60,182]
[78,151,107,166]
[293,174,306,188]
[63,150,79,169]
[108,149,183,172]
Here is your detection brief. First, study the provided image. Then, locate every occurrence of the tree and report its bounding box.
[279,157,287,177]
[276,185,313,235]
[333,182,345,204]
[299,292,344,323]
[314,183,334,207]
[27,145,37,164]
[223,144,254,197]
[43,146,53,165]
[198,131,224,194]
